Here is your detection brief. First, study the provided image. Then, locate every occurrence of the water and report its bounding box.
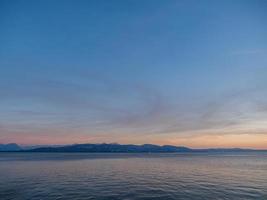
[0,152,266,200]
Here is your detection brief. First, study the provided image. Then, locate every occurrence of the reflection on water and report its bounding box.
[0,152,267,200]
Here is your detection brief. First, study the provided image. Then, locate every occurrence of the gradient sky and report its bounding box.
[0,0,267,148]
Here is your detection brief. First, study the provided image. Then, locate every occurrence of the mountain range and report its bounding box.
[0,143,21,151]
[26,143,192,153]
[0,143,265,153]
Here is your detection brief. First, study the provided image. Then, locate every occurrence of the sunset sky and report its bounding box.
[0,0,267,148]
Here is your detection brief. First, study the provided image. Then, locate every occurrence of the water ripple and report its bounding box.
[0,152,267,200]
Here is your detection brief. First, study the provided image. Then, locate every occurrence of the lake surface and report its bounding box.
[0,152,266,200]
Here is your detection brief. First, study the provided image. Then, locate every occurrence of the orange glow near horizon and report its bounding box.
[162,134,267,150]
[2,132,267,149]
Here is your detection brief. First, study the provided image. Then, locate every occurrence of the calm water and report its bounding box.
[0,152,266,200]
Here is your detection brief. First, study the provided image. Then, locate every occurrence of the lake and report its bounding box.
[0,152,266,200]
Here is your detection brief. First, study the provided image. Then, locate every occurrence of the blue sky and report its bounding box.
[0,0,267,148]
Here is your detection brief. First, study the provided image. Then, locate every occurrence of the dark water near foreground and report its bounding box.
[0,152,267,200]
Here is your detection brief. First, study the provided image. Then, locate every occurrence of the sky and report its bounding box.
[0,0,267,148]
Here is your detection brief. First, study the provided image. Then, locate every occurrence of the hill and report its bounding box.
[26,143,193,153]
[0,143,21,151]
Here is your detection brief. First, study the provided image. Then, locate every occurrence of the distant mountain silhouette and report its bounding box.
[26,143,193,153]
[23,143,264,153]
[1,143,264,153]
[0,143,21,151]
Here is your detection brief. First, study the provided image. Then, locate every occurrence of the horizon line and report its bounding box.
[3,142,267,151]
